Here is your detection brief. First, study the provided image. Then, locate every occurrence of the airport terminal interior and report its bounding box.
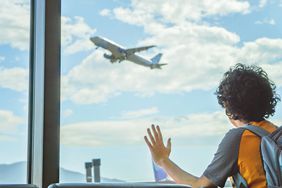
[0,0,282,188]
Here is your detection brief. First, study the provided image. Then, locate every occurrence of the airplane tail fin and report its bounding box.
[152,161,168,182]
[151,53,163,64]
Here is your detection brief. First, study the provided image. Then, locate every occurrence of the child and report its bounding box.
[145,63,280,188]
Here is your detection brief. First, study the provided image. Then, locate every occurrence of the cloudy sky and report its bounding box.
[1,0,282,183]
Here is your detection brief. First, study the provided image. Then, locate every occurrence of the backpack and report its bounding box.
[232,125,282,188]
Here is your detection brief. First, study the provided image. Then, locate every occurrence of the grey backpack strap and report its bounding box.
[233,173,248,188]
[272,126,282,141]
[232,125,270,188]
[243,125,269,138]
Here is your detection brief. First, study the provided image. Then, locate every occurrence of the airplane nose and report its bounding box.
[90,36,99,43]
[90,37,95,42]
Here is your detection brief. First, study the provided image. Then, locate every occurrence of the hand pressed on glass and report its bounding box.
[144,124,215,187]
[144,124,171,166]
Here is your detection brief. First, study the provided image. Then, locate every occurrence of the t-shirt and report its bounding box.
[203,120,277,188]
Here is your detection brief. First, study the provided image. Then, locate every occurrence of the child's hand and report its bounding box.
[144,124,171,166]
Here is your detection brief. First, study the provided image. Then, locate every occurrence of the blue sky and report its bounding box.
[1,0,282,183]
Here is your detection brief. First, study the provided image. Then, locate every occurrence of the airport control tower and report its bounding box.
[92,159,101,182]
[85,162,92,182]
[85,158,101,183]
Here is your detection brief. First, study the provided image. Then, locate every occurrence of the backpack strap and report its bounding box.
[272,126,282,141]
[232,125,269,188]
[232,173,249,188]
[242,125,269,138]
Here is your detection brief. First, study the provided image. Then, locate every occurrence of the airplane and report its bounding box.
[90,36,167,69]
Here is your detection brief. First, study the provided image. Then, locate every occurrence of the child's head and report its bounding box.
[216,63,280,123]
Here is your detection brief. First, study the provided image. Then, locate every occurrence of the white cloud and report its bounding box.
[0,109,23,131]
[0,0,30,50]
[111,0,250,26]
[259,0,268,8]
[62,24,239,104]
[61,0,282,105]
[62,38,235,105]
[61,16,96,55]
[236,38,282,86]
[62,108,73,118]
[260,62,282,87]
[0,109,24,141]
[0,66,29,92]
[61,111,230,147]
[238,38,282,64]
[121,107,159,119]
[100,9,111,17]
[255,18,276,25]
[0,1,96,54]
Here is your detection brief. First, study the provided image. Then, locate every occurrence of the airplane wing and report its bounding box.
[125,45,155,55]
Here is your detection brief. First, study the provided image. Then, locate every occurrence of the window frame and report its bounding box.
[27,0,61,187]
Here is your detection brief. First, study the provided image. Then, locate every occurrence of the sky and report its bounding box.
[0,0,282,183]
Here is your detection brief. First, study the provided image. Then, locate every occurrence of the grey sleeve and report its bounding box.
[203,128,244,187]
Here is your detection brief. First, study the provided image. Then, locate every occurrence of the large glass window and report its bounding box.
[60,0,282,184]
[0,0,30,184]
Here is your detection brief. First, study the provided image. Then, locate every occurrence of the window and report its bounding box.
[60,0,282,184]
[0,0,30,184]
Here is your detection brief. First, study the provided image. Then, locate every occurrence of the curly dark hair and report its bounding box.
[216,63,280,122]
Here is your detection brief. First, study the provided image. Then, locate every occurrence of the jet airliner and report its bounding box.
[90,36,166,69]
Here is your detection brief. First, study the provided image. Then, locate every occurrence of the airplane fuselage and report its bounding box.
[127,54,152,67]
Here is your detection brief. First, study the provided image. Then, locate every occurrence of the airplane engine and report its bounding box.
[103,53,112,59]
[104,53,117,63]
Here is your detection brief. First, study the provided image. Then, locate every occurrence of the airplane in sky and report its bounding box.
[90,36,166,69]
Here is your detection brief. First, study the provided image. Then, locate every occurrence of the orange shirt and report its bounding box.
[238,120,277,187]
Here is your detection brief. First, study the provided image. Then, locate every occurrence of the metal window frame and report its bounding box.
[28,0,61,188]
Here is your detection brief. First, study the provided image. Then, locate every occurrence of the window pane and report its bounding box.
[0,0,30,184]
[60,0,282,184]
